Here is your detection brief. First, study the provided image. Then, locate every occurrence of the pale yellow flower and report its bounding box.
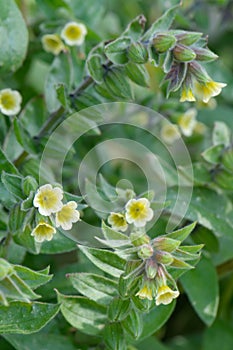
[136,284,153,300]
[33,184,63,216]
[155,285,179,306]
[55,201,80,230]
[61,22,87,46]
[125,198,153,227]
[194,80,227,103]
[41,34,65,55]
[0,89,22,116]
[180,86,196,102]
[177,108,197,137]
[107,212,128,232]
[31,222,56,243]
[160,123,180,144]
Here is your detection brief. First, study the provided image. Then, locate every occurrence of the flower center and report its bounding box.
[0,93,16,110]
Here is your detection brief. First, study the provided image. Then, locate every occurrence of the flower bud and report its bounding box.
[153,236,180,252]
[145,259,158,279]
[137,244,154,259]
[173,44,196,62]
[153,33,176,53]
[188,61,210,82]
[130,231,150,246]
[222,147,233,172]
[22,176,38,196]
[155,250,174,265]
[176,31,202,46]
[194,47,218,62]
[128,42,148,63]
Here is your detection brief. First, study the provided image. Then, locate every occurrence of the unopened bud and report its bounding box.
[153,236,180,252]
[222,147,233,172]
[130,231,150,246]
[173,44,196,62]
[145,259,158,279]
[22,176,38,196]
[128,42,148,64]
[194,47,218,62]
[188,61,210,82]
[153,33,176,53]
[176,31,202,46]
[138,244,154,259]
[155,250,174,265]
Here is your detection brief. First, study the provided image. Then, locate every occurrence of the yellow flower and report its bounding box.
[107,212,128,232]
[177,108,197,137]
[136,284,153,300]
[31,222,56,243]
[180,86,196,102]
[160,123,180,144]
[41,34,65,55]
[61,22,87,46]
[0,89,22,116]
[155,285,179,306]
[125,198,153,227]
[194,80,227,103]
[55,201,80,230]
[33,184,63,216]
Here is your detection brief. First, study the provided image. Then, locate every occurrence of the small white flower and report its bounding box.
[33,184,63,216]
[61,22,87,46]
[55,201,80,230]
[125,198,153,227]
[155,285,179,306]
[41,34,65,55]
[0,89,22,116]
[31,222,56,243]
[177,108,197,137]
[107,212,128,232]
[160,123,180,144]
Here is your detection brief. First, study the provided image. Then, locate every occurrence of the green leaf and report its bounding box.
[138,301,176,340]
[78,245,126,277]
[142,3,180,40]
[3,333,78,350]
[104,67,133,100]
[57,292,107,336]
[105,37,131,64]
[125,62,150,87]
[0,0,28,73]
[13,265,52,290]
[180,256,219,326]
[56,83,69,109]
[13,226,40,255]
[122,308,143,340]
[0,301,59,334]
[108,297,131,322]
[40,230,77,254]
[1,172,23,200]
[123,15,146,41]
[22,176,38,197]
[87,54,104,84]
[203,320,233,350]
[13,119,36,155]
[0,148,19,175]
[104,322,126,350]
[8,204,28,233]
[202,144,224,164]
[167,222,197,242]
[212,122,230,146]
[68,273,118,306]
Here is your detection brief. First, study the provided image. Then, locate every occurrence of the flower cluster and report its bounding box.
[105,194,202,306]
[42,21,87,55]
[32,184,80,243]
[0,88,22,116]
[108,197,153,232]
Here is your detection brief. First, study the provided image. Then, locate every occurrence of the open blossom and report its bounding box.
[61,22,87,46]
[136,279,156,300]
[108,212,128,232]
[125,198,153,227]
[42,34,65,55]
[160,123,180,144]
[31,222,56,243]
[0,89,22,116]
[155,285,179,305]
[194,80,227,103]
[177,108,197,137]
[33,184,63,216]
[55,201,80,230]
[180,85,196,102]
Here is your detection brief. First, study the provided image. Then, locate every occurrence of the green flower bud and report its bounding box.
[153,236,180,252]
[176,31,202,46]
[188,61,210,82]
[155,250,174,265]
[222,147,233,172]
[104,67,133,99]
[130,231,150,246]
[128,42,148,64]
[194,47,218,62]
[153,33,176,53]
[145,259,158,279]
[173,44,196,62]
[138,244,154,259]
[22,176,38,196]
